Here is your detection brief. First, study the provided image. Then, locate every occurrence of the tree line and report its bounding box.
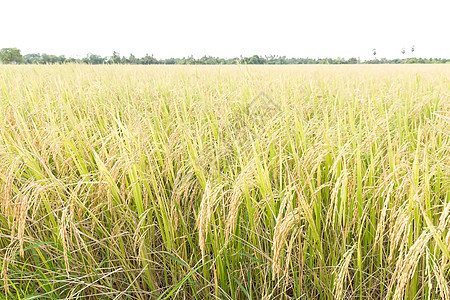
[1,48,449,65]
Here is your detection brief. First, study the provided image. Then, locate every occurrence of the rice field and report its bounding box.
[0,64,449,299]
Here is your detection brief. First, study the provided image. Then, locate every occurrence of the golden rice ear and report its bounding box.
[438,201,450,232]
[388,205,410,264]
[2,160,21,216]
[2,247,10,293]
[333,245,356,299]
[374,182,394,247]
[197,181,222,258]
[392,232,433,300]
[443,230,450,267]
[225,162,256,244]
[16,191,29,258]
[197,181,213,257]
[281,226,300,296]
[426,248,450,300]
[272,210,298,280]
[59,207,69,276]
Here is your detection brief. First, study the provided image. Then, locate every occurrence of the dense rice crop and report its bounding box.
[0,65,449,299]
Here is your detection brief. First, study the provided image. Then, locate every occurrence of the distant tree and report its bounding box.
[121,56,130,64]
[6,49,450,65]
[42,53,51,64]
[250,55,262,64]
[65,57,78,63]
[162,58,177,64]
[348,57,359,64]
[84,54,105,64]
[0,48,23,64]
[109,51,121,64]
[139,53,158,64]
[58,55,67,64]
[42,53,60,64]
[23,53,42,64]
[129,53,137,64]
[406,58,418,64]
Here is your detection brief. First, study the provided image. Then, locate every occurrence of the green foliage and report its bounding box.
[23,53,66,64]
[0,48,23,64]
[82,54,106,64]
[6,48,450,65]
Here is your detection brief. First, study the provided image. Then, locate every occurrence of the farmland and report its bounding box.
[0,65,449,299]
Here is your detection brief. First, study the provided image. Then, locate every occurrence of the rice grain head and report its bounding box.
[16,192,29,258]
[393,231,432,300]
[197,181,214,257]
[374,183,394,246]
[59,207,70,276]
[433,257,450,299]
[225,163,255,243]
[333,244,356,300]
[388,205,410,264]
[272,210,298,280]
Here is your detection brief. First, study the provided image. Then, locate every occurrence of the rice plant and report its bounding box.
[0,64,449,299]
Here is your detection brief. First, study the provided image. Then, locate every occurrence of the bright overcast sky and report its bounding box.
[1,0,449,60]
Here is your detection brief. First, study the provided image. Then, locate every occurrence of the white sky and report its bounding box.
[1,0,449,60]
